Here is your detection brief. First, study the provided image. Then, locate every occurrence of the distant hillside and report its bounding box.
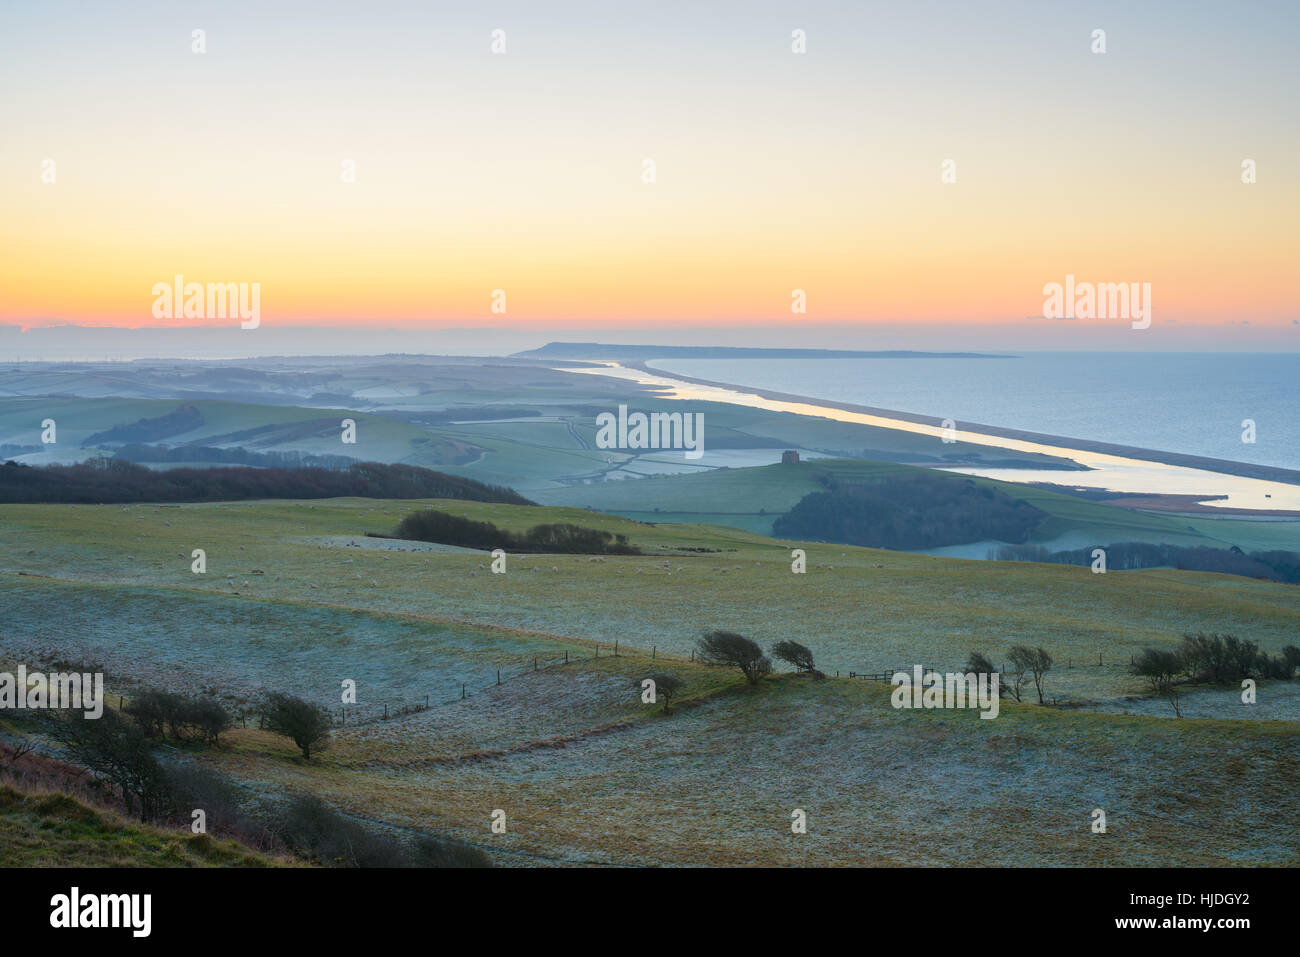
[773,471,1047,549]
[532,458,1300,554]
[82,403,206,447]
[0,459,534,505]
[514,342,1014,360]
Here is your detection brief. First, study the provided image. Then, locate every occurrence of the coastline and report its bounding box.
[628,360,1300,489]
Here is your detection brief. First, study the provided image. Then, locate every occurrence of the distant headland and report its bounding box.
[512,342,1017,360]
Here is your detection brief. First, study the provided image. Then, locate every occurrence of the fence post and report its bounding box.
[652,645,656,659]
[534,656,538,671]
[384,703,388,719]
[496,669,500,686]
[341,708,345,726]
[425,694,429,708]
[461,683,465,699]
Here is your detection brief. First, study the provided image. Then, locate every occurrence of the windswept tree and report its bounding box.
[965,652,1007,697]
[771,640,816,674]
[263,692,332,760]
[696,631,771,685]
[1008,645,1053,704]
[636,673,685,714]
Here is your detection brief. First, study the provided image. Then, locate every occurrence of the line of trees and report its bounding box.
[1131,633,1300,715]
[114,442,359,470]
[993,541,1300,584]
[125,689,232,744]
[0,458,533,505]
[28,687,335,822]
[391,509,640,554]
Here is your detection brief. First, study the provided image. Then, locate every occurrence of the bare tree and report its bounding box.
[47,709,174,821]
[0,737,37,774]
[1003,649,1029,702]
[1009,645,1052,704]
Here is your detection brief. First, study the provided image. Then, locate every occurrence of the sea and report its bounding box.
[648,352,1300,472]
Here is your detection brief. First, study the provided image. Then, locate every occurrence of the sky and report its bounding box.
[2,0,1298,349]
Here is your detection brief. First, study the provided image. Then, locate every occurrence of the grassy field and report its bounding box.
[0,787,285,867]
[2,495,1298,866]
[3,494,1299,702]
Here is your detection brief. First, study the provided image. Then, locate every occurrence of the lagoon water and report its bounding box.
[649,352,1300,472]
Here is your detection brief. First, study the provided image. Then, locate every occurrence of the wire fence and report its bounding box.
[330,639,695,729]
[232,647,1147,730]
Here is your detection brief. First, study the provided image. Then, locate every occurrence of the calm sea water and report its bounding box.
[649,353,1300,472]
